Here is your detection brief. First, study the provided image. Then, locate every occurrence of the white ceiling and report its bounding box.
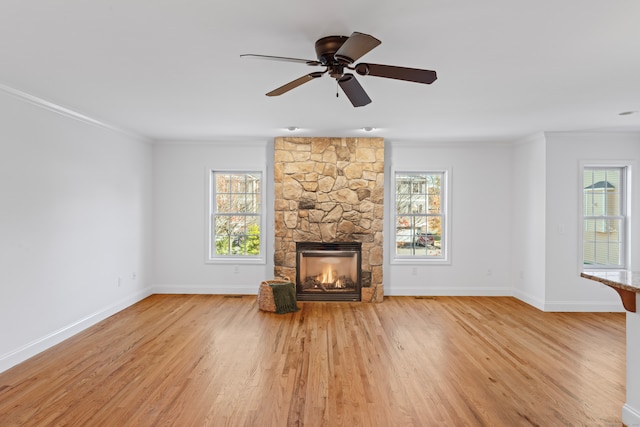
[2,0,640,143]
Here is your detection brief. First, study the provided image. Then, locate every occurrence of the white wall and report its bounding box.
[511,134,547,309]
[385,141,514,296]
[152,141,273,294]
[544,132,640,311]
[0,90,153,372]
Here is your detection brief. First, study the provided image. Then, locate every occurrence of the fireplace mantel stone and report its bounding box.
[273,137,384,302]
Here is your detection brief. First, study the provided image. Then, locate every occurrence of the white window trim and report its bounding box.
[391,167,452,265]
[206,168,267,264]
[578,160,632,272]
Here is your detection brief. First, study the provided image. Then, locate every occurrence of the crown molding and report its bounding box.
[0,82,149,142]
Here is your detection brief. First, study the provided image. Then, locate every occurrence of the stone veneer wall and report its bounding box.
[273,137,384,302]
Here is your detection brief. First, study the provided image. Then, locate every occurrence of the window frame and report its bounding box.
[580,162,631,271]
[207,169,266,264]
[391,168,451,265]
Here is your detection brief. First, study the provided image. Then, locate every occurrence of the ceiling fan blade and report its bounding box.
[355,63,437,84]
[240,54,320,66]
[338,73,371,107]
[266,72,324,96]
[334,32,381,64]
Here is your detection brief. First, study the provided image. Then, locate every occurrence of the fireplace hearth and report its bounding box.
[296,242,361,301]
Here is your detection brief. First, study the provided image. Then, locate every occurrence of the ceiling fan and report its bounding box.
[240,32,437,107]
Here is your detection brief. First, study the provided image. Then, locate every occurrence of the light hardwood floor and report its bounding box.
[0,295,626,426]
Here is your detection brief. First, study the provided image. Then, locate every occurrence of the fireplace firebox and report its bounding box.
[296,242,362,301]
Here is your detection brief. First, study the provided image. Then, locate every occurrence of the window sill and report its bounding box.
[392,257,451,266]
[206,257,266,265]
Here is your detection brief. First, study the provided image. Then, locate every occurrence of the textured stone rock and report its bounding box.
[337,220,355,234]
[356,188,371,201]
[332,188,359,205]
[318,176,335,192]
[292,151,311,161]
[323,163,337,178]
[302,181,318,192]
[319,222,337,241]
[284,212,298,229]
[323,205,344,223]
[333,176,348,191]
[322,150,337,164]
[336,145,351,161]
[355,147,377,163]
[282,178,303,199]
[308,209,325,223]
[275,150,293,162]
[343,163,363,180]
[361,284,384,303]
[299,198,315,209]
[284,161,315,174]
[369,246,383,266]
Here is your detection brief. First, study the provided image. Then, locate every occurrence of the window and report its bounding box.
[582,166,627,269]
[393,171,448,261]
[209,171,264,261]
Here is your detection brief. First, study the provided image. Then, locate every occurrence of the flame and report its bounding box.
[320,264,334,284]
[317,264,345,288]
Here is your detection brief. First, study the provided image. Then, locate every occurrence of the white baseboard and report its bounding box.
[623,403,640,426]
[542,300,624,312]
[513,289,545,311]
[386,286,514,297]
[0,288,153,374]
[150,284,258,295]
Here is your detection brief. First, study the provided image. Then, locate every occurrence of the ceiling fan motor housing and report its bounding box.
[315,35,351,65]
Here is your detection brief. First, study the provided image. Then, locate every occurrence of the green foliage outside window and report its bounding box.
[215,223,260,256]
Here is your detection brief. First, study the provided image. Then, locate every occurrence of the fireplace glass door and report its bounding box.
[296,242,361,301]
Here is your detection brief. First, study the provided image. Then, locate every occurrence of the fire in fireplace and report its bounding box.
[296,242,361,301]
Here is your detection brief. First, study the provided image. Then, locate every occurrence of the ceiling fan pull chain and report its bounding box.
[336,80,339,98]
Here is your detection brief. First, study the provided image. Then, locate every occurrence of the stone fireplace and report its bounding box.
[273,137,384,302]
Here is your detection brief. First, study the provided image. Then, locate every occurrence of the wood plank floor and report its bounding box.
[0,295,626,426]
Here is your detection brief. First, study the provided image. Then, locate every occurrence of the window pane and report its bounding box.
[394,171,447,259]
[215,236,230,255]
[230,194,245,212]
[230,174,245,193]
[216,174,230,193]
[211,171,262,258]
[397,177,411,194]
[396,215,412,251]
[216,194,230,212]
[412,195,427,213]
[584,193,594,216]
[428,195,441,213]
[583,166,625,268]
[215,215,230,235]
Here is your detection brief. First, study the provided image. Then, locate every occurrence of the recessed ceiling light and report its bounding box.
[362,127,376,132]
[286,126,299,131]
[618,111,638,116]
